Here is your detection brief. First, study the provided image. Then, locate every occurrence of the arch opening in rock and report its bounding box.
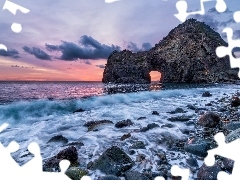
[149,71,162,83]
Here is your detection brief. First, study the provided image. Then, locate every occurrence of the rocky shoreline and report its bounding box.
[40,89,240,180]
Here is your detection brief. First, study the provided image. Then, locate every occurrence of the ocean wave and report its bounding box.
[0,87,210,123]
[0,84,238,124]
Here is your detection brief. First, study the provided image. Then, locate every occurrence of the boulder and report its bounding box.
[124,171,150,180]
[197,163,221,180]
[167,107,187,114]
[197,112,220,128]
[129,141,146,149]
[140,123,160,132]
[43,146,78,172]
[115,119,133,128]
[226,128,240,143]
[184,138,211,157]
[202,91,212,97]
[98,175,121,180]
[231,96,240,107]
[87,146,134,176]
[65,167,88,180]
[47,135,68,145]
[83,120,113,131]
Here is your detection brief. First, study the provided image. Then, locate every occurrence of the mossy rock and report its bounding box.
[65,167,88,180]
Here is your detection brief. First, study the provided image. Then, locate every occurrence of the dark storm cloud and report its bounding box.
[0,49,20,58]
[45,35,121,60]
[22,46,51,60]
[126,42,152,52]
[96,65,105,69]
[127,42,139,52]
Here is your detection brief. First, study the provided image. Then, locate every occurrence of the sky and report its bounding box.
[0,0,240,81]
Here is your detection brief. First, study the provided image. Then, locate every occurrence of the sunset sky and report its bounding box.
[0,0,240,81]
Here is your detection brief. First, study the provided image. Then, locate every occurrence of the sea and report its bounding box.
[0,81,239,179]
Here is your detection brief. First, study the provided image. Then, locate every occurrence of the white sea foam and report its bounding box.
[0,84,239,179]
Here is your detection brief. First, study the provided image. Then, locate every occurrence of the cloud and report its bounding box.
[22,46,51,60]
[142,42,152,51]
[188,6,234,32]
[126,42,152,52]
[45,35,121,60]
[11,65,20,67]
[84,60,91,65]
[96,64,105,68]
[0,49,20,58]
[208,7,232,14]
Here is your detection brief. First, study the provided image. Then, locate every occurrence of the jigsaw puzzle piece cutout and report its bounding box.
[175,0,188,22]
[234,11,240,23]
[205,132,240,179]
[0,141,21,179]
[21,142,42,174]
[217,171,232,180]
[154,177,165,180]
[105,0,121,3]
[216,28,240,77]
[175,0,227,22]
[171,165,190,180]
[0,123,9,133]
[81,176,92,180]
[2,0,30,15]
[59,159,70,173]
[215,0,227,13]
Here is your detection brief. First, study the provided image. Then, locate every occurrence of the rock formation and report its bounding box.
[102,19,239,84]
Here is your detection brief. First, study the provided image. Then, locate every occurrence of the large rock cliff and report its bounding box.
[102,19,239,84]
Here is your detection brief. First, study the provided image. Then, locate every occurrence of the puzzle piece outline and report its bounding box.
[205,132,240,179]
[175,0,227,23]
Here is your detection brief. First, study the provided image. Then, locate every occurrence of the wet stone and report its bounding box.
[223,122,240,131]
[65,167,88,180]
[197,112,220,128]
[186,104,198,110]
[161,123,175,128]
[47,135,68,145]
[186,157,199,168]
[197,163,221,180]
[125,171,150,180]
[167,107,187,114]
[98,175,121,180]
[137,117,146,120]
[115,119,134,128]
[152,111,160,115]
[202,91,212,97]
[231,96,240,107]
[168,115,193,122]
[88,146,134,176]
[226,128,240,143]
[84,120,113,131]
[43,146,78,172]
[130,141,146,149]
[184,138,211,157]
[120,133,131,141]
[140,123,160,132]
[73,108,85,113]
[63,141,84,149]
